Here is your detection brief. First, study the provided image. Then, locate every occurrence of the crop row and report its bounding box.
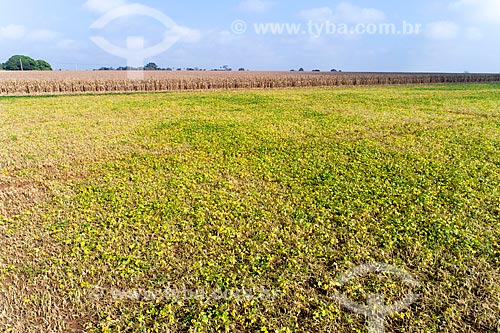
[1,72,499,95]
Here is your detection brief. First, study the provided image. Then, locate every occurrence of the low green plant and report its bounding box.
[0,84,499,332]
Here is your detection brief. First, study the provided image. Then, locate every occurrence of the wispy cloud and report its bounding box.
[170,26,202,44]
[0,24,75,51]
[451,0,500,25]
[56,39,81,50]
[0,25,27,40]
[0,25,62,42]
[300,2,386,24]
[425,21,460,40]
[238,0,274,14]
[464,27,483,41]
[300,7,333,22]
[30,29,59,42]
[84,0,128,13]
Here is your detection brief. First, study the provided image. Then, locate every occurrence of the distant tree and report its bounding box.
[298,68,304,72]
[36,60,52,71]
[144,62,159,70]
[3,55,52,71]
[290,69,295,72]
[238,68,245,71]
[4,55,36,70]
[331,69,338,72]
[312,69,321,72]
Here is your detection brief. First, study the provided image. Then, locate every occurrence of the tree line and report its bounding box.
[97,63,244,72]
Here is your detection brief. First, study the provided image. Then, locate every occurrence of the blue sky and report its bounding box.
[0,0,498,72]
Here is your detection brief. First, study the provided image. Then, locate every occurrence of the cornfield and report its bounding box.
[0,71,499,95]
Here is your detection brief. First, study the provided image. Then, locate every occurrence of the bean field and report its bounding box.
[0,84,499,332]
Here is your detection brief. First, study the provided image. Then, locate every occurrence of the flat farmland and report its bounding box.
[0,71,499,95]
[0,84,499,332]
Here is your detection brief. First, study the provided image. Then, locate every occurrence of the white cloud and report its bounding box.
[300,2,386,24]
[203,29,244,46]
[0,25,27,40]
[451,0,500,25]
[29,29,59,42]
[300,7,333,22]
[57,39,80,50]
[84,0,202,47]
[84,0,127,13]
[238,0,273,14]
[335,2,386,24]
[169,26,202,44]
[465,27,483,41]
[216,30,239,44]
[0,25,72,47]
[425,21,460,40]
